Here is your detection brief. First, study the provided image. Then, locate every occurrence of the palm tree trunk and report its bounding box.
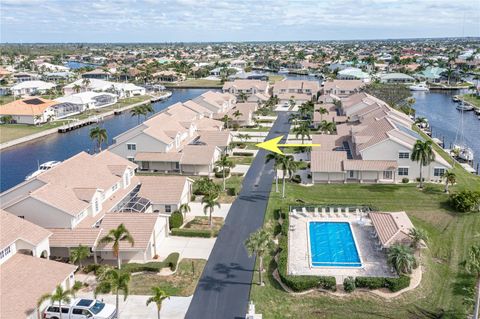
[282,172,286,199]
[116,290,120,319]
[117,254,121,269]
[209,208,213,228]
[259,255,264,286]
[419,163,423,189]
[445,181,449,193]
[275,168,279,193]
[473,276,480,319]
[158,309,161,319]
[222,166,226,191]
[59,301,62,319]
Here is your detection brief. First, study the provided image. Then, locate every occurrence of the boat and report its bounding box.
[453,145,475,161]
[25,161,61,180]
[452,107,474,162]
[452,95,461,102]
[474,108,480,115]
[278,68,289,74]
[409,82,429,91]
[150,90,172,102]
[456,103,474,111]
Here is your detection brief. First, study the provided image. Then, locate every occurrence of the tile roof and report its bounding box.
[0,98,58,116]
[369,211,414,247]
[137,175,191,204]
[343,160,398,171]
[180,145,218,165]
[197,130,231,147]
[310,151,347,172]
[0,209,51,248]
[48,227,102,247]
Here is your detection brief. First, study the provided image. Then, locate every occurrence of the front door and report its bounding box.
[142,161,149,170]
[383,170,393,180]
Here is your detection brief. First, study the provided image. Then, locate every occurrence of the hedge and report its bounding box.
[355,275,410,292]
[118,252,180,273]
[171,228,216,238]
[232,152,254,157]
[169,211,184,229]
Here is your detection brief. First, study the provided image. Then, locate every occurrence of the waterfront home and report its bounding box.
[192,91,236,114]
[13,72,40,83]
[378,72,415,84]
[230,59,247,69]
[322,80,365,98]
[63,78,146,98]
[414,66,446,83]
[10,80,56,97]
[227,102,258,127]
[37,62,70,73]
[337,67,370,81]
[81,68,112,80]
[222,79,269,98]
[272,80,320,105]
[0,209,77,319]
[0,97,58,124]
[54,91,117,117]
[43,71,75,82]
[152,70,185,83]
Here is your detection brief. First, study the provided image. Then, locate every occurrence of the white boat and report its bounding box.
[456,103,474,111]
[278,68,289,74]
[453,145,475,161]
[25,161,61,180]
[409,82,429,91]
[452,95,461,102]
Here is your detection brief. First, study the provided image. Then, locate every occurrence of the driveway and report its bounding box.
[185,112,291,319]
[188,202,231,219]
[159,236,216,260]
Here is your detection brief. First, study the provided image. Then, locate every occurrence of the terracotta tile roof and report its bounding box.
[180,145,218,165]
[135,152,183,162]
[48,227,102,247]
[137,175,191,204]
[194,117,224,130]
[343,160,398,171]
[323,80,365,92]
[273,80,320,92]
[222,79,268,91]
[196,130,231,147]
[310,151,347,172]
[0,209,51,248]
[183,100,214,117]
[0,98,58,116]
[0,254,77,319]
[369,211,414,247]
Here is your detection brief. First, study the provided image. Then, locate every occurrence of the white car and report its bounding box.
[43,298,116,319]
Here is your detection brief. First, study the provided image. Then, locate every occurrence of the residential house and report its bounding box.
[272,80,320,105]
[64,79,145,98]
[222,79,269,99]
[10,80,56,97]
[227,102,258,127]
[152,71,185,83]
[0,98,58,124]
[81,68,112,80]
[322,80,365,98]
[378,73,415,84]
[13,72,40,83]
[414,66,446,83]
[337,67,370,81]
[54,92,117,117]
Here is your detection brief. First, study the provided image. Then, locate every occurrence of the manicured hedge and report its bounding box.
[169,211,184,229]
[355,275,410,292]
[385,276,410,292]
[343,276,356,293]
[232,152,254,156]
[120,252,180,273]
[171,228,215,238]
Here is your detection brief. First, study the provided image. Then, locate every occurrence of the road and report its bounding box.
[185,112,291,319]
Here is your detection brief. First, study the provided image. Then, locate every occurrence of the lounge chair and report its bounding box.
[314,207,319,217]
[300,207,308,217]
[345,207,350,213]
[321,207,326,214]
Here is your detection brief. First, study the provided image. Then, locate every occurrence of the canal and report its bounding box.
[0,88,210,191]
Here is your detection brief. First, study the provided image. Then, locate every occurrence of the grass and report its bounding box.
[231,156,254,165]
[461,93,480,109]
[184,216,224,233]
[240,126,271,132]
[164,78,223,88]
[129,258,206,296]
[214,175,244,203]
[269,75,285,84]
[0,122,65,143]
[0,95,15,105]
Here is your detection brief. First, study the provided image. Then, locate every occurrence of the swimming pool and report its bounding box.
[308,222,362,267]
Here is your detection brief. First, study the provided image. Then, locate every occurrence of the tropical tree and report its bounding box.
[464,244,480,319]
[81,78,91,90]
[408,228,428,250]
[89,126,108,153]
[293,122,311,144]
[37,285,73,319]
[410,140,435,189]
[288,97,295,109]
[215,154,233,191]
[130,105,146,124]
[441,170,456,193]
[95,269,130,319]
[316,107,328,122]
[232,110,243,120]
[238,92,248,103]
[245,228,274,286]
[142,104,155,120]
[320,120,336,134]
[146,286,170,319]
[98,223,135,269]
[201,193,220,228]
[237,133,251,144]
[0,115,13,124]
[178,203,191,220]
[387,244,417,275]
[221,115,232,129]
[278,155,298,198]
[69,244,91,269]
[414,117,428,129]
[265,152,281,193]
[72,84,82,93]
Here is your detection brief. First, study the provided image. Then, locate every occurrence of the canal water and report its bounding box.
[0,89,210,191]
[65,61,101,69]
[412,90,480,170]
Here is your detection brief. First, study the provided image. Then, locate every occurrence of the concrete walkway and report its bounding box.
[159,236,216,260]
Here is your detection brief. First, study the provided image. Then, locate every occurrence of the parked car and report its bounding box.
[43,298,116,319]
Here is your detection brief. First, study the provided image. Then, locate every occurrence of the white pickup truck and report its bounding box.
[43,298,116,319]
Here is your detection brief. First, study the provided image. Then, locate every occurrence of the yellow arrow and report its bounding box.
[255,135,320,155]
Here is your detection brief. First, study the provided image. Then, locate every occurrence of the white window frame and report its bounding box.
[127,143,136,151]
[433,167,445,177]
[165,205,172,213]
[398,167,409,176]
[398,151,410,159]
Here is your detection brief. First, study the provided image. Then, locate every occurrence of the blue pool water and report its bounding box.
[309,222,362,267]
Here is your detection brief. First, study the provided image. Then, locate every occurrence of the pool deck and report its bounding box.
[288,213,395,284]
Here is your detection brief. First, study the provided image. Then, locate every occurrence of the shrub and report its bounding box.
[226,186,238,196]
[171,228,213,238]
[385,276,410,292]
[122,253,179,273]
[273,224,282,236]
[449,190,480,213]
[169,211,184,230]
[164,252,180,271]
[273,209,281,220]
[355,276,385,289]
[291,174,302,184]
[83,264,101,274]
[402,177,409,183]
[190,194,196,201]
[214,168,230,179]
[232,152,254,157]
[343,276,356,293]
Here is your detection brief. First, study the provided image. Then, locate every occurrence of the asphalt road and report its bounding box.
[185,112,291,319]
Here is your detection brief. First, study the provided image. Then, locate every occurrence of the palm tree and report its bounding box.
[221,115,232,129]
[95,269,130,319]
[414,117,428,129]
[215,154,233,191]
[464,244,480,319]
[441,170,456,193]
[293,122,311,144]
[69,244,91,269]
[89,126,108,153]
[232,110,243,120]
[408,228,428,250]
[201,194,220,228]
[245,228,274,286]
[265,152,281,192]
[278,155,298,198]
[37,285,73,319]
[130,105,146,124]
[410,140,435,189]
[142,104,155,120]
[288,97,295,110]
[178,203,191,220]
[238,92,248,102]
[73,84,82,93]
[99,223,135,269]
[387,244,417,275]
[320,120,336,135]
[81,78,91,90]
[146,286,170,319]
[316,107,328,122]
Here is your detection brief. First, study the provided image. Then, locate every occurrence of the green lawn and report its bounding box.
[164,78,223,88]
[240,126,271,132]
[0,95,15,105]
[462,93,480,109]
[269,75,285,84]
[230,156,254,165]
[250,164,480,318]
[0,122,65,143]
[129,259,206,296]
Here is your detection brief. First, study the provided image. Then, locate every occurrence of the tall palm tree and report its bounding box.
[95,269,130,319]
[130,105,146,124]
[221,115,232,129]
[215,154,233,191]
[37,285,73,319]
[72,84,82,94]
[146,286,170,319]
[464,244,480,319]
[201,194,220,228]
[414,117,428,129]
[232,110,243,120]
[89,126,108,153]
[245,228,274,286]
[387,244,417,275]
[81,78,91,90]
[278,155,298,199]
[142,104,155,120]
[410,140,435,189]
[320,120,336,134]
[441,170,456,193]
[99,223,134,269]
[238,92,248,103]
[293,122,311,144]
[408,228,428,250]
[316,107,328,122]
[265,152,281,193]
[69,244,91,269]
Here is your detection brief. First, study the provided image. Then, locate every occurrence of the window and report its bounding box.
[112,184,118,191]
[399,152,410,159]
[434,168,445,177]
[127,156,135,162]
[349,171,354,178]
[398,167,409,176]
[0,245,12,260]
[94,199,99,212]
[165,205,172,213]
[127,143,136,151]
[72,308,83,315]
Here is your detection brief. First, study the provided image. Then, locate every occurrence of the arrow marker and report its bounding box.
[255,135,320,155]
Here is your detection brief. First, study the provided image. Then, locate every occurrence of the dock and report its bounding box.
[58,117,101,133]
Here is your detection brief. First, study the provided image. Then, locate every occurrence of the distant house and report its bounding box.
[64,79,145,98]
[81,68,112,80]
[37,62,70,73]
[273,80,320,105]
[10,80,56,97]
[152,71,185,83]
[337,67,370,81]
[227,102,258,127]
[378,73,415,84]
[43,71,75,82]
[230,59,247,69]
[414,67,446,83]
[0,97,58,124]
[54,91,117,117]
[222,79,269,97]
[322,80,365,98]
[13,72,40,83]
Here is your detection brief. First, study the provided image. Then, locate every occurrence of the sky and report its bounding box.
[1,0,479,43]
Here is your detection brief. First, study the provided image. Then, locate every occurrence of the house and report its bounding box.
[43,71,75,82]
[54,91,117,117]
[227,102,258,127]
[152,71,185,83]
[337,67,370,81]
[13,72,40,83]
[222,79,269,97]
[37,62,70,73]
[192,91,236,114]
[0,209,77,319]
[369,211,415,248]
[64,79,145,98]
[414,67,446,83]
[378,73,415,84]
[10,80,56,97]
[0,97,58,124]
[230,59,247,69]
[273,80,320,105]
[81,68,112,80]
[322,80,365,98]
